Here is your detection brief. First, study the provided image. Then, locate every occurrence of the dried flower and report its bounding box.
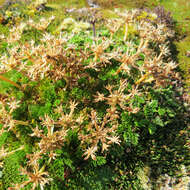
[79,109,119,160]
[83,146,98,160]
[7,99,20,113]
[107,136,121,145]
[9,163,51,190]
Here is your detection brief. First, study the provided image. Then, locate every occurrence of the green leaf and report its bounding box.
[0,132,8,148]
[154,116,164,127]
[148,124,156,134]
[158,108,166,116]
[123,127,139,146]
[149,100,158,111]
[166,109,175,117]
[64,158,74,170]
[92,156,106,167]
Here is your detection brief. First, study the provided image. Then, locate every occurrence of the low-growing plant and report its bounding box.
[0,6,189,190]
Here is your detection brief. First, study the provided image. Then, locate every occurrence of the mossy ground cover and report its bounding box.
[0,1,189,190]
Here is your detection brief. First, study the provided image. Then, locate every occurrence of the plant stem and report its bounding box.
[0,75,22,89]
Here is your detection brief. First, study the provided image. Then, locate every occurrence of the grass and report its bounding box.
[0,0,4,5]
[47,0,86,8]
[159,0,190,91]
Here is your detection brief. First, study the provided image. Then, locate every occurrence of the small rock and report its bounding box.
[186,50,190,57]
[87,0,100,8]
[36,3,47,11]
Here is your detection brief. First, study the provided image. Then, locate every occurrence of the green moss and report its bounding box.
[2,151,26,189]
[38,80,57,103]
[0,24,9,36]
[177,37,190,88]
[160,0,190,32]
[20,28,43,43]
[47,0,86,8]
[0,132,8,148]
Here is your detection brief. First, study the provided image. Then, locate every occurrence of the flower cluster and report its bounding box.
[0,97,27,135]
[28,16,55,31]
[79,108,120,160]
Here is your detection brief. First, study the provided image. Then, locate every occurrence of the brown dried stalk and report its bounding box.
[9,163,51,190]
[0,75,22,89]
[79,108,120,160]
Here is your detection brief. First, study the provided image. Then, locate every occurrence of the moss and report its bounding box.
[0,132,8,148]
[2,151,26,189]
[176,37,190,88]
[0,24,9,36]
[160,0,190,33]
[47,0,86,8]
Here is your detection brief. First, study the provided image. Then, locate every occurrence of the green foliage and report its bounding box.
[2,151,26,189]
[67,165,115,190]
[0,2,189,189]
[48,157,65,182]
[0,132,8,148]
[0,24,9,36]
[92,156,107,167]
[21,28,43,43]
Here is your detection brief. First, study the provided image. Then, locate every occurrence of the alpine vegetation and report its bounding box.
[0,6,189,190]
